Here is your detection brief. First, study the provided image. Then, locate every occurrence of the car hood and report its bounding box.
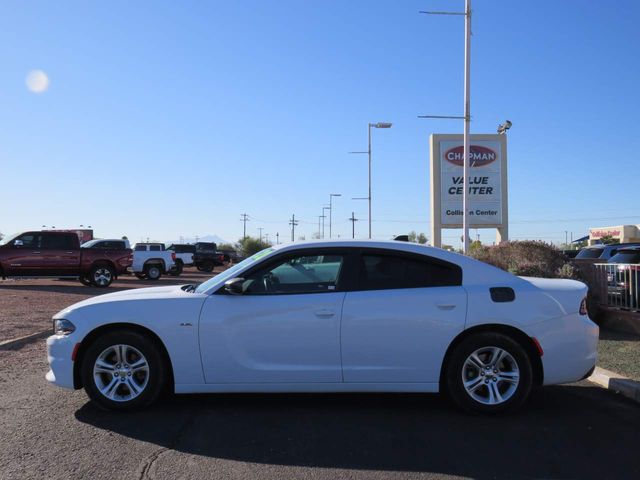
[55,285,199,316]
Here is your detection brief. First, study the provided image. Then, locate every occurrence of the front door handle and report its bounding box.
[32,251,41,254]
[314,309,335,317]
[437,304,456,310]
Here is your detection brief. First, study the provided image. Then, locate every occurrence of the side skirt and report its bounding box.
[174,382,440,394]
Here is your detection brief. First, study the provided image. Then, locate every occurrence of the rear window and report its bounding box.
[196,243,217,253]
[149,245,161,251]
[134,245,147,251]
[609,251,640,264]
[576,248,604,259]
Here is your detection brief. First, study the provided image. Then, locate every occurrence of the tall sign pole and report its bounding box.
[462,0,471,254]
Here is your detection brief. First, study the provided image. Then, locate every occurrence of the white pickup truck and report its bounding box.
[132,243,176,280]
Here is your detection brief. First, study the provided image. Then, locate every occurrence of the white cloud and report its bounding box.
[25,70,49,93]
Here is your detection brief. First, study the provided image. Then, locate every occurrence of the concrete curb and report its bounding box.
[0,330,50,350]
[588,366,640,404]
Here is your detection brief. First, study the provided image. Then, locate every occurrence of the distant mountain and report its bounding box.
[165,234,229,246]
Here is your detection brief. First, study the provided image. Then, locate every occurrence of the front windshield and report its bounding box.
[0,233,21,246]
[195,247,275,293]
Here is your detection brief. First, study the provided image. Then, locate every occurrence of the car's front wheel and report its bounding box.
[81,330,166,410]
[445,332,533,414]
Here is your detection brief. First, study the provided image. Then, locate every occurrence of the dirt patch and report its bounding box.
[0,268,222,342]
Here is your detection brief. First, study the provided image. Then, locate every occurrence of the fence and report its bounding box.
[593,263,640,312]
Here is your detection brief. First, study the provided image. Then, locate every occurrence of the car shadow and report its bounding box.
[75,385,640,479]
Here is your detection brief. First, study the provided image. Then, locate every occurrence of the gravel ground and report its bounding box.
[597,328,640,381]
[0,267,222,342]
[2,341,640,480]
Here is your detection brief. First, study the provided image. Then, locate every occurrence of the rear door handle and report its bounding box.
[314,309,335,317]
[437,304,456,310]
[32,251,41,254]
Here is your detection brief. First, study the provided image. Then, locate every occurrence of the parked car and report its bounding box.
[605,246,640,309]
[575,243,640,261]
[132,243,176,280]
[0,231,132,287]
[192,242,224,272]
[46,240,598,414]
[165,244,196,276]
[82,238,131,250]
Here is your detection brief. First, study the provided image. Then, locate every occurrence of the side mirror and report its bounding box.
[224,277,245,295]
[13,239,23,247]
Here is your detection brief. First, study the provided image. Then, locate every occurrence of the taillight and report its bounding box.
[171,253,176,261]
[579,297,588,316]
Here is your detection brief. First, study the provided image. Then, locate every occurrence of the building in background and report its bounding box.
[588,225,640,245]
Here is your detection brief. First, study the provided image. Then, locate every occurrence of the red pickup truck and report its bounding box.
[0,231,132,287]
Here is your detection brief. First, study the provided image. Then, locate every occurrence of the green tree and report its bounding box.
[217,242,237,252]
[237,236,271,257]
[599,235,619,245]
[407,231,428,244]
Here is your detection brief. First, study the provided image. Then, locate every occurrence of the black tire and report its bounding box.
[196,265,204,272]
[135,273,147,280]
[81,330,166,411]
[201,261,214,273]
[168,261,183,276]
[90,264,115,288]
[445,332,533,414]
[79,275,94,287]
[145,264,162,281]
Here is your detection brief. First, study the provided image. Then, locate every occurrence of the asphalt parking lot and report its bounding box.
[2,271,640,479]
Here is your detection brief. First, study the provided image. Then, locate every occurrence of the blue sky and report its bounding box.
[1,0,638,246]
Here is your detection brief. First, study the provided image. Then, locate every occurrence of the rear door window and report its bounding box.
[357,252,462,290]
[42,234,75,250]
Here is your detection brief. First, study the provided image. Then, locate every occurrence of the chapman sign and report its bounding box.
[430,134,508,247]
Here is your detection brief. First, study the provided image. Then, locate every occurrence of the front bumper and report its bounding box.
[46,334,78,390]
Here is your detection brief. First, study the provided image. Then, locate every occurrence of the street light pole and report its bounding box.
[349,122,392,239]
[462,0,472,254]
[322,207,329,239]
[329,194,341,238]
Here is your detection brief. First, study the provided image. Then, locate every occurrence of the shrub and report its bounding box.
[469,240,576,279]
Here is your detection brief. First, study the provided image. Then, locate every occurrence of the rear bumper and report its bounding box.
[526,313,599,386]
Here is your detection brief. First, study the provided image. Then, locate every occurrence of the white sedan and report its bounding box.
[46,240,598,414]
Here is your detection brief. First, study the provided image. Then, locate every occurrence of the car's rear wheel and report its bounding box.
[446,332,533,414]
[145,264,162,280]
[90,264,114,288]
[201,261,214,272]
[169,261,183,276]
[81,330,165,410]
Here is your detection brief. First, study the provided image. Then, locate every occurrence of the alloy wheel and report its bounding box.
[461,346,520,405]
[93,344,149,402]
[93,268,112,287]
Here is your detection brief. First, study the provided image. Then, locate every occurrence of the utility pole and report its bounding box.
[265,233,270,244]
[565,231,568,246]
[317,215,323,239]
[276,232,280,244]
[289,214,299,242]
[348,212,359,239]
[419,0,472,254]
[258,227,263,243]
[240,213,249,239]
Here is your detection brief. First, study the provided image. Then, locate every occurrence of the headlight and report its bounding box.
[53,319,76,335]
